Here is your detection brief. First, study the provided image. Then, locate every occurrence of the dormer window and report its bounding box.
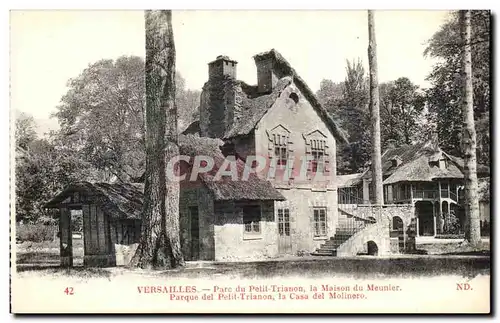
[439,159,447,169]
[391,156,402,168]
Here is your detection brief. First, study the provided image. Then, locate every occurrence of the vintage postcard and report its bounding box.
[10,9,491,314]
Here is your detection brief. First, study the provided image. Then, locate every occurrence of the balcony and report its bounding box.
[387,183,460,204]
[413,189,437,199]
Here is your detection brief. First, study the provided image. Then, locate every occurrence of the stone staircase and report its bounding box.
[311,207,377,256]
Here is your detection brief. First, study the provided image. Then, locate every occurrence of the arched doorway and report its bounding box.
[367,241,378,256]
[392,216,404,252]
[415,201,434,236]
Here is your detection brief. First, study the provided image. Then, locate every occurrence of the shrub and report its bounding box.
[16,223,57,242]
[443,210,461,235]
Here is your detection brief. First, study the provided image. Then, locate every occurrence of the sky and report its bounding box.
[10,10,451,135]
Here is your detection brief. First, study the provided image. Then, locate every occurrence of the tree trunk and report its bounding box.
[367,10,383,205]
[130,10,184,269]
[460,10,481,246]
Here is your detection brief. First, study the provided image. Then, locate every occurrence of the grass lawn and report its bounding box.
[14,238,490,280]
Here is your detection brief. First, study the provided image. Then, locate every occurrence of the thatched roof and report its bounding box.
[179,134,285,201]
[445,154,490,177]
[223,77,292,139]
[44,182,144,219]
[367,141,485,185]
[44,137,284,218]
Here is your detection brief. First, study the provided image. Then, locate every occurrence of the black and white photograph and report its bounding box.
[9,9,491,314]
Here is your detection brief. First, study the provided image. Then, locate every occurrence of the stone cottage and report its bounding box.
[45,49,417,268]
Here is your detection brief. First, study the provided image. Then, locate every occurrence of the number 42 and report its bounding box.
[64,287,74,295]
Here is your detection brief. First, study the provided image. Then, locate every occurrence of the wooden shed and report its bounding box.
[44,182,144,267]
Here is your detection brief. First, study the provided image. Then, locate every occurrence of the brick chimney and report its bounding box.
[200,55,239,138]
[208,55,237,80]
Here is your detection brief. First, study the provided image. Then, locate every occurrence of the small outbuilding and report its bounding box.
[44,182,144,267]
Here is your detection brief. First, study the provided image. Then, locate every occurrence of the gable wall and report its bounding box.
[252,81,339,254]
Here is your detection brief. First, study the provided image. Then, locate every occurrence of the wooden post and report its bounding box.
[363,179,370,204]
[367,10,383,206]
[59,207,72,267]
[82,204,91,266]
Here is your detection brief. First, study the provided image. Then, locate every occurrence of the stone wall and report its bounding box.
[252,79,340,255]
[336,222,392,257]
[213,200,277,261]
[336,204,416,256]
[253,80,337,188]
[276,188,338,255]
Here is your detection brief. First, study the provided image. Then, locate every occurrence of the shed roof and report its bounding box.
[337,173,364,188]
[179,134,285,201]
[44,182,144,220]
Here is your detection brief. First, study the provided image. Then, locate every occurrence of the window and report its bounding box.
[273,134,289,167]
[313,208,327,237]
[243,205,261,234]
[278,208,290,236]
[289,92,299,104]
[310,140,326,173]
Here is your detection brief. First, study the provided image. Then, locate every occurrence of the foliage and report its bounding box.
[16,223,57,242]
[54,56,146,182]
[16,55,200,224]
[443,210,461,235]
[425,10,490,164]
[53,55,200,182]
[317,59,371,174]
[15,111,37,150]
[317,60,427,174]
[15,132,100,223]
[379,78,426,147]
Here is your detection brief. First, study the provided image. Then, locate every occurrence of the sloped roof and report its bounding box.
[212,49,347,143]
[44,182,144,219]
[245,49,348,144]
[377,141,485,185]
[337,173,364,188]
[445,154,490,177]
[223,77,291,139]
[178,134,285,201]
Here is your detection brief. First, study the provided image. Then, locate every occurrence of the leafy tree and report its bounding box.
[176,74,201,131]
[379,78,426,147]
[425,10,490,164]
[15,117,99,223]
[54,56,146,182]
[54,55,200,182]
[15,111,37,151]
[317,60,371,174]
